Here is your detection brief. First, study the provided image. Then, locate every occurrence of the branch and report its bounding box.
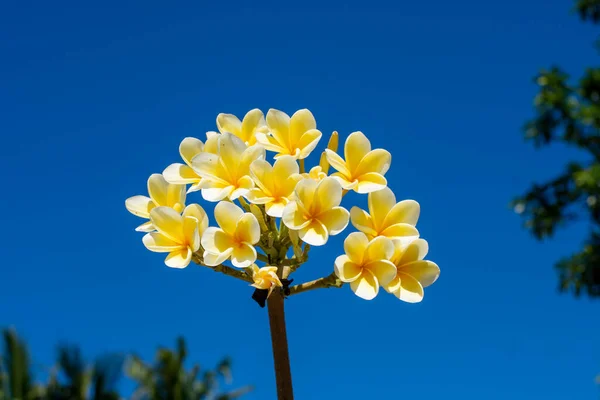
[192,254,253,283]
[287,273,343,296]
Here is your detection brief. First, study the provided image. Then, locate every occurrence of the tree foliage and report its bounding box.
[0,329,250,400]
[513,0,600,297]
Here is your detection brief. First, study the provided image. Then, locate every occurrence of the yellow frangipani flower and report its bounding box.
[125,174,186,232]
[350,187,420,243]
[142,204,208,268]
[191,132,265,201]
[302,165,327,182]
[282,177,349,246]
[162,135,219,193]
[256,109,322,159]
[217,109,269,146]
[201,201,261,268]
[383,239,440,303]
[325,131,391,193]
[244,156,303,217]
[334,232,397,300]
[250,265,283,294]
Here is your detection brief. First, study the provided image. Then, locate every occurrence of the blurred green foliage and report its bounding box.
[0,329,251,400]
[513,0,600,297]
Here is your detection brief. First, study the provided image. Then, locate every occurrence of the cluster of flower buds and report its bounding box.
[126,109,439,302]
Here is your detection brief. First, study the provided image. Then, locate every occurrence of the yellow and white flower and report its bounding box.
[142,204,208,268]
[325,131,391,193]
[216,109,269,146]
[383,239,440,303]
[162,135,219,193]
[302,165,327,182]
[282,177,349,246]
[125,174,186,232]
[191,132,265,201]
[201,201,261,268]
[256,109,322,159]
[245,156,303,217]
[350,187,419,243]
[250,265,282,295]
[334,232,397,300]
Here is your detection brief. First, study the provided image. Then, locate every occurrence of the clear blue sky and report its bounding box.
[1,0,598,398]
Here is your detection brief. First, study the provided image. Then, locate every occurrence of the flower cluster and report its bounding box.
[126,108,439,303]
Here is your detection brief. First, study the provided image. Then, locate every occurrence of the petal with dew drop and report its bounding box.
[334,255,362,283]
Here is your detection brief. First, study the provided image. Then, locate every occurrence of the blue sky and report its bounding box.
[1,0,599,398]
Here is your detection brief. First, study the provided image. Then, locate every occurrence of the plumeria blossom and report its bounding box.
[282,177,349,246]
[302,165,327,182]
[383,239,440,303]
[162,136,219,193]
[334,232,397,300]
[350,187,419,243]
[245,156,304,217]
[142,204,208,268]
[202,201,261,268]
[191,132,265,201]
[250,265,283,296]
[256,109,322,159]
[217,109,268,146]
[325,131,391,193]
[125,174,186,232]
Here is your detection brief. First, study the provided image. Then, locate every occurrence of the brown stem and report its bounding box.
[267,291,294,400]
[288,273,343,296]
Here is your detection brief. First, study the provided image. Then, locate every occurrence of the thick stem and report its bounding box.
[288,273,343,296]
[267,291,294,400]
